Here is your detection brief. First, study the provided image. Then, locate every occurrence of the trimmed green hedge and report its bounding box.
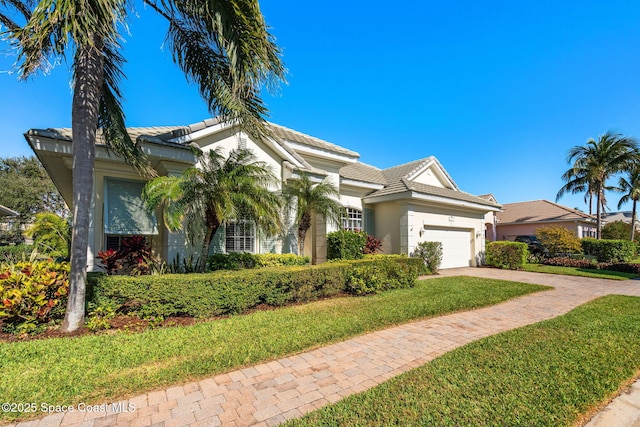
[486,241,528,270]
[581,238,635,262]
[207,252,310,271]
[327,230,368,260]
[89,258,424,319]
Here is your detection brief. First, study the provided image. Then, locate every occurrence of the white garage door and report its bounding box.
[424,228,472,269]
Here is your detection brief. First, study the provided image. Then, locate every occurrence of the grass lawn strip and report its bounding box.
[286,295,640,427]
[522,263,637,280]
[0,277,546,422]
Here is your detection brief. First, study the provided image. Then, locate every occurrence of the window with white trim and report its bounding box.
[342,208,363,231]
[225,220,255,252]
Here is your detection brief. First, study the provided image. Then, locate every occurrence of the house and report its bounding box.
[601,211,639,227]
[25,119,500,270]
[494,200,598,241]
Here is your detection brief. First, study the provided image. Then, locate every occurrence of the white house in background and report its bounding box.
[25,118,500,270]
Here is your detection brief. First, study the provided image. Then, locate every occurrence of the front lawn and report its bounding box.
[0,276,546,422]
[287,295,640,427]
[522,263,638,280]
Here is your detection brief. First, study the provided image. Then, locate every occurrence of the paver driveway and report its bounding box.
[6,268,640,427]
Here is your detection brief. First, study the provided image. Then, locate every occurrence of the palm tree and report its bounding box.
[557,131,639,239]
[1,0,284,331]
[616,166,640,241]
[25,212,71,258]
[282,173,344,258]
[143,148,282,270]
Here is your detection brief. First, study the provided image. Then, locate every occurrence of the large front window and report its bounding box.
[343,208,362,231]
[225,220,255,252]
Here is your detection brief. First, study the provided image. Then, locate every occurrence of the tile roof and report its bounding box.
[47,127,187,145]
[268,123,360,158]
[339,162,387,185]
[497,200,596,224]
[361,157,500,208]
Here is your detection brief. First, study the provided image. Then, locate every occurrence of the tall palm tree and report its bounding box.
[616,166,640,241]
[282,173,344,258]
[557,131,639,239]
[1,0,284,331]
[143,148,282,270]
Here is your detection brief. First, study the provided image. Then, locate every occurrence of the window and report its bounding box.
[342,208,362,231]
[225,220,255,252]
[104,234,149,252]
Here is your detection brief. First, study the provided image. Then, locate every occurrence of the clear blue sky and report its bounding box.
[2,0,640,213]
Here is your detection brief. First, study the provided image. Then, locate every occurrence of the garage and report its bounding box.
[424,228,472,269]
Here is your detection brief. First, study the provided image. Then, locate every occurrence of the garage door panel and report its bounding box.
[424,228,472,269]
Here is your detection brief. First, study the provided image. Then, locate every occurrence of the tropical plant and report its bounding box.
[282,173,345,258]
[1,0,284,331]
[557,131,639,238]
[143,148,282,270]
[616,166,640,240]
[24,212,71,258]
[536,226,582,255]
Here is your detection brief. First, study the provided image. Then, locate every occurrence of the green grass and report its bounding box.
[522,263,637,280]
[286,295,640,427]
[0,277,546,421]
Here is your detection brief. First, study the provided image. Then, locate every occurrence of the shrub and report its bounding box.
[542,257,595,269]
[363,235,383,254]
[536,226,582,255]
[254,253,310,267]
[345,259,419,295]
[88,258,423,319]
[581,238,635,262]
[207,252,258,271]
[486,241,528,270]
[0,260,70,333]
[327,230,368,260]
[0,244,35,264]
[601,221,634,240]
[413,241,443,274]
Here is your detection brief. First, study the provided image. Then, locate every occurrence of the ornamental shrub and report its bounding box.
[363,235,383,254]
[486,241,528,270]
[601,221,634,240]
[88,257,423,319]
[413,241,443,274]
[581,238,635,262]
[206,252,310,271]
[254,253,310,267]
[0,260,70,333]
[327,230,368,260]
[536,226,581,255]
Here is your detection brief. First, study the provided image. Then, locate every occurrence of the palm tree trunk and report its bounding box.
[596,189,602,239]
[632,200,637,241]
[62,39,104,332]
[298,212,311,257]
[200,224,218,272]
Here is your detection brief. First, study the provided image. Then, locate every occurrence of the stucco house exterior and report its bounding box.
[25,119,500,270]
[494,200,598,241]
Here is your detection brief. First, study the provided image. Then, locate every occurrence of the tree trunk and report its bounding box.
[298,212,311,257]
[62,39,105,332]
[201,223,219,273]
[596,188,602,239]
[632,200,637,241]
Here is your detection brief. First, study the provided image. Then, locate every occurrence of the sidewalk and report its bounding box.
[6,268,640,427]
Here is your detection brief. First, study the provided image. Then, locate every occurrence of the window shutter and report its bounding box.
[364,208,375,235]
[104,178,158,235]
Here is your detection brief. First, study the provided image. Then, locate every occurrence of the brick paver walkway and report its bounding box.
[7,268,640,427]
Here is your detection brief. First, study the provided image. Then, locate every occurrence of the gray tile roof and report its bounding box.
[268,123,360,158]
[46,127,187,145]
[339,162,386,185]
[362,157,500,208]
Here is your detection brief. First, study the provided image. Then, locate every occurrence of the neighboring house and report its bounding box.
[25,119,500,270]
[601,211,640,231]
[494,200,598,241]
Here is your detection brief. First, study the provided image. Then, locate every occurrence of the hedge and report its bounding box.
[88,257,424,319]
[542,257,640,275]
[581,238,635,263]
[327,230,368,260]
[207,252,310,271]
[486,241,528,270]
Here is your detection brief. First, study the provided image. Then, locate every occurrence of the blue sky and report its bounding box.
[2,0,640,213]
